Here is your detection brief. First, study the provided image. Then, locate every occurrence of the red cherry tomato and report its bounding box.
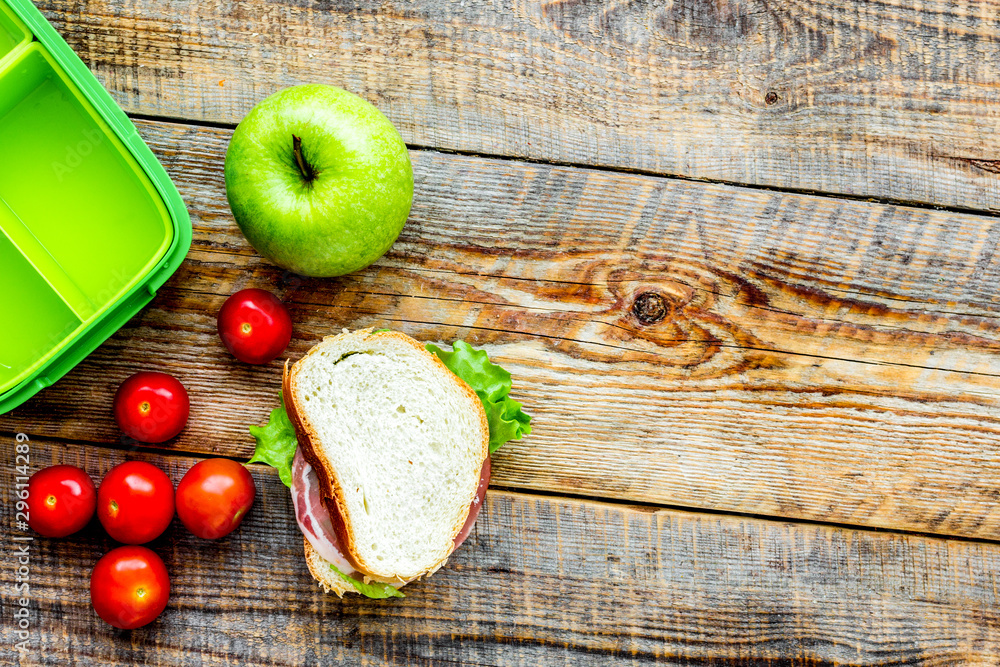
[97,461,175,544]
[26,465,96,537]
[114,372,190,443]
[217,288,293,364]
[175,459,256,539]
[91,545,170,629]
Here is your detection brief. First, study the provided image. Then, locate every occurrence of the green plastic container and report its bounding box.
[0,0,191,414]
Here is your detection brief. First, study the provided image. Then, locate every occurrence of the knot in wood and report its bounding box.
[632,292,669,325]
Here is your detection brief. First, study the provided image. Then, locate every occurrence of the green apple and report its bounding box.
[224,85,413,277]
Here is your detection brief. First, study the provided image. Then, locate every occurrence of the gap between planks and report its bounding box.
[8,429,1000,550]
[127,112,1000,224]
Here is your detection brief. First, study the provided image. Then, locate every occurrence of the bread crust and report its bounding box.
[302,538,356,597]
[284,328,490,583]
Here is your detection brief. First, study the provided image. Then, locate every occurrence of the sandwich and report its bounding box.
[247,328,531,597]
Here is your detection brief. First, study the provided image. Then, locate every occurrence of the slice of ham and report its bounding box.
[291,447,491,584]
[291,447,357,574]
[455,455,490,547]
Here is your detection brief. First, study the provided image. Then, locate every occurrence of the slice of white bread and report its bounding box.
[285,328,489,583]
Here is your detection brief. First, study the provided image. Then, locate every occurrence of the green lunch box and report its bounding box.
[0,0,191,414]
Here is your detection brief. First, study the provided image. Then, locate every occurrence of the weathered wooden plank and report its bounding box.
[6,119,1000,540]
[35,0,1000,211]
[2,436,1000,666]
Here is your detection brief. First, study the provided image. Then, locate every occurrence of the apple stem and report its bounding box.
[292,134,316,183]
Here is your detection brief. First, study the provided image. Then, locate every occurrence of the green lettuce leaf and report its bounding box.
[330,564,405,599]
[427,341,532,453]
[247,398,298,487]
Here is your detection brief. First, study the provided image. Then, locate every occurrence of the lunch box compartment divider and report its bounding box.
[0,231,82,393]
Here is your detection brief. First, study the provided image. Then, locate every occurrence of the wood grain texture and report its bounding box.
[34,0,1000,211]
[5,120,1000,540]
[4,436,1000,666]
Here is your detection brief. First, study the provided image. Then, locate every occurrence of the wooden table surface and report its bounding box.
[3,0,1000,664]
